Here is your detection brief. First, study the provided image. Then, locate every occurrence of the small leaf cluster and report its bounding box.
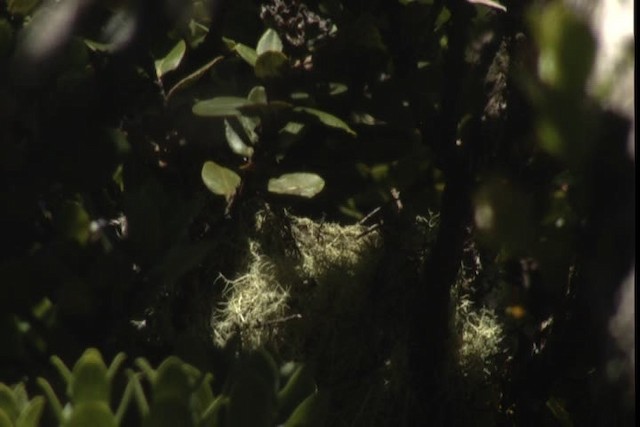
[193,28,357,209]
[0,383,44,427]
[2,348,323,427]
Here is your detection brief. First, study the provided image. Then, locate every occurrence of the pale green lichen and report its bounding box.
[455,295,505,377]
[211,240,291,349]
[210,209,383,351]
[289,215,382,288]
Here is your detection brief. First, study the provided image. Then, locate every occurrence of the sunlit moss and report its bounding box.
[211,240,291,349]
[210,207,383,352]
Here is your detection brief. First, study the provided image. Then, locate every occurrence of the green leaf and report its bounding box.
[193,97,250,117]
[255,51,288,80]
[200,395,228,426]
[69,349,110,404]
[277,364,316,420]
[201,161,241,199]
[155,40,186,79]
[238,116,260,145]
[328,83,348,96]
[290,92,310,101]
[239,100,292,117]
[234,43,258,67]
[294,107,356,136]
[225,119,254,157]
[65,402,117,427]
[268,173,325,198]
[83,39,113,53]
[0,410,13,427]
[283,391,329,427]
[280,122,305,136]
[166,55,224,100]
[256,29,283,55]
[247,86,268,104]
[434,7,451,31]
[533,2,595,94]
[15,397,45,427]
[546,397,573,427]
[0,384,18,421]
[54,201,91,245]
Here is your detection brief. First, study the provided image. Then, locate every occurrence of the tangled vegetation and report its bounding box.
[0,0,634,425]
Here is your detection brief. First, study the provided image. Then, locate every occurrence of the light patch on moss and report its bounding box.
[211,240,291,349]
[455,296,504,377]
[210,209,383,351]
[289,215,382,288]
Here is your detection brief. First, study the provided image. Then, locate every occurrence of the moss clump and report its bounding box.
[210,207,383,355]
[455,296,505,377]
[210,205,511,425]
[211,239,292,349]
[447,254,508,426]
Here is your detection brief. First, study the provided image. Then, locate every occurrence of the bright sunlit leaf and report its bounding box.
[224,119,254,158]
[201,161,241,200]
[256,28,283,55]
[154,40,186,79]
[268,173,325,198]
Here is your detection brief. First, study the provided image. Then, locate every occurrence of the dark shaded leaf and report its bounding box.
[294,107,356,136]
[283,391,329,427]
[193,97,250,117]
[277,364,316,420]
[328,83,348,96]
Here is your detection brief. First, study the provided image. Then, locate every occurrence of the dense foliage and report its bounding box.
[0,0,634,426]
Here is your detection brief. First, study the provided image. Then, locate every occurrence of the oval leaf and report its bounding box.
[202,161,241,199]
[255,51,288,80]
[268,173,325,198]
[155,40,186,79]
[294,107,356,136]
[247,86,268,104]
[225,119,254,157]
[256,29,283,55]
[193,97,250,117]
